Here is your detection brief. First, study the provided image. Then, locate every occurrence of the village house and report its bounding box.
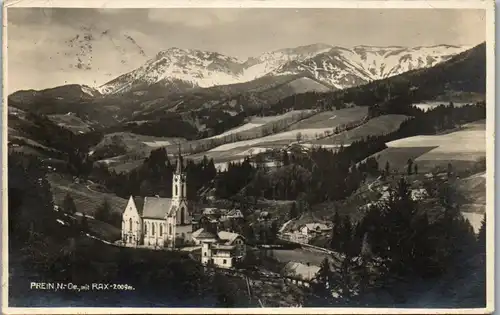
[192,213,219,233]
[280,222,331,244]
[281,230,310,244]
[195,229,246,269]
[300,223,331,237]
[121,149,192,249]
[220,209,244,221]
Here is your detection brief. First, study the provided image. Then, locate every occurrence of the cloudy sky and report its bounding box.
[7,8,486,94]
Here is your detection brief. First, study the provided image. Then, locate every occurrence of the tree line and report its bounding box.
[89,148,218,201]
[306,176,486,307]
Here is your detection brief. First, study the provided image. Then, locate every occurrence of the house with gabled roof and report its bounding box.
[195,229,246,269]
[121,148,192,249]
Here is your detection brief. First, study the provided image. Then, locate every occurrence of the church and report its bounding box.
[121,150,192,249]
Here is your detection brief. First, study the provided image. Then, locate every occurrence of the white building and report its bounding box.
[121,150,192,249]
[300,223,331,236]
[220,209,244,221]
[194,229,246,269]
[281,231,310,244]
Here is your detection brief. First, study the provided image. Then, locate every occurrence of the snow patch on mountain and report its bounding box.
[99,44,471,94]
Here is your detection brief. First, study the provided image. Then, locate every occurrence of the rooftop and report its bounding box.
[192,228,217,240]
[283,262,321,281]
[218,231,244,244]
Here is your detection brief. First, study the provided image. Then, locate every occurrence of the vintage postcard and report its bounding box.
[1,0,495,314]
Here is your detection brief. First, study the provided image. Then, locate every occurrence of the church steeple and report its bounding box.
[171,142,189,227]
[175,143,183,174]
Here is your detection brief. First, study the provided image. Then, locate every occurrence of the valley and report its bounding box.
[7,41,488,308]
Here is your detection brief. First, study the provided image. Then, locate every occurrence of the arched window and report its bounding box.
[129,218,132,231]
[175,185,178,197]
[181,184,184,197]
[152,223,155,235]
[160,224,163,236]
[144,222,148,234]
[169,224,172,235]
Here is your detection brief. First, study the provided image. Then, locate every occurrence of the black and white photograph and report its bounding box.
[2,0,495,313]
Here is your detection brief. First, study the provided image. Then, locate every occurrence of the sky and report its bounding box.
[7,8,486,94]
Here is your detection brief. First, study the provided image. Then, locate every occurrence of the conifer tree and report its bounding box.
[407,159,413,175]
[330,211,342,251]
[477,214,486,253]
[310,257,333,305]
[63,193,77,215]
[95,199,112,223]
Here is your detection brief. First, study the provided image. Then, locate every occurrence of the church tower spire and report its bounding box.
[172,143,187,203]
[170,142,189,228]
[175,143,183,174]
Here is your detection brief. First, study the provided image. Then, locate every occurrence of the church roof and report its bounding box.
[142,197,173,219]
[166,205,178,217]
[133,197,145,215]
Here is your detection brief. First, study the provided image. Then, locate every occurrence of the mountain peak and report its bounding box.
[99,43,473,94]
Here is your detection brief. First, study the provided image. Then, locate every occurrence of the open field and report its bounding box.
[206,111,312,140]
[209,128,335,151]
[99,108,363,172]
[207,123,263,139]
[93,132,186,153]
[454,172,486,214]
[48,114,94,134]
[86,218,122,242]
[378,121,486,173]
[370,146,438,172]
[369,120,486,174]
[204,107,367,152]
[8,135,63,159]
[106,160,144,173]
[314,114,409,145]
[387,130,485,161]
[291,107,368,129]
[48,173,128,216]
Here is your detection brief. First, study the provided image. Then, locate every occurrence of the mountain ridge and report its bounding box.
[98,43,471,94]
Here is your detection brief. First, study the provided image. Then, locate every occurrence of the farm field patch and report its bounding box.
[96,132,186,150]
[48,174,127,216]
[369,146,438,173]
[314,115,409,145]
[207,107,369,152]
[291,106,368,130]
[371,120,485,174]
[210,128,344,152]
[48,114,93,134]
[206,111,312,140]
[207,123,263,139]
[387,130,485,162]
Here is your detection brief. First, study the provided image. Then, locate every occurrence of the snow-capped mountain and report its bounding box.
[8,26,151,95]
[99,44,471,94]
[272,45,470,89]
[99,47,246,94]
